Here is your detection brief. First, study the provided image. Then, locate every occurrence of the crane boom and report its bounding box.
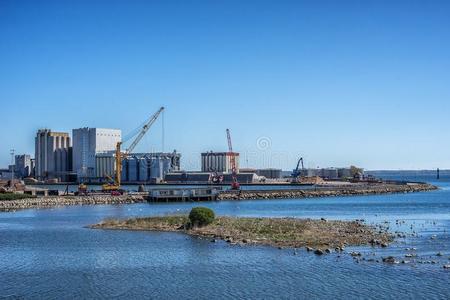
[226,129,233,153]
[292,157,304,178]
[104,106,165,192]
[126,106,164,153]
[226,128,240,190]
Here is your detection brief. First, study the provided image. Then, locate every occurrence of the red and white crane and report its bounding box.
[226,128,240,190]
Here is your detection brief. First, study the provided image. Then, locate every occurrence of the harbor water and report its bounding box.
[1,172,449,299]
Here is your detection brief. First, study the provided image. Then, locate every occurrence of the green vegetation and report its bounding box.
[188,207,215,227]
[0,193,35,201]
[92,214,392,249]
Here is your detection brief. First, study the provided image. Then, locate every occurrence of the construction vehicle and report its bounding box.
[226,129,240,190]
[102,106,165,192]
[291,157,305,183]
[77,183,88,195]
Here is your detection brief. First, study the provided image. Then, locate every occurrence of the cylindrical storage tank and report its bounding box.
[162,157,171,177]
[150,157,159,180]
[121,158,128,182]
[139,157,148,182]
[128,157,138,182]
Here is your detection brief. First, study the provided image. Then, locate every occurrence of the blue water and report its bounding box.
[1,173,450,299]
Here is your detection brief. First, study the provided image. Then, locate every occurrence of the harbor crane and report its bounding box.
[103,106,165,192]
[226,128,240,190]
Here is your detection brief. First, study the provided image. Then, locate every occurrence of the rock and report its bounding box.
[325,248,332,253]
[381,243,388,248]
[242,239,248,244]
[306,246,314,252]
[382,256,397,264]
[401,260,410,264]
[314,249,324,255]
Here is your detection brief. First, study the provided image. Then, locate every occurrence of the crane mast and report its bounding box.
[226,129,240,190]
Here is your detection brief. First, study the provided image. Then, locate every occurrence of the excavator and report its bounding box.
[291,157,305,184]
[102,107,165,193]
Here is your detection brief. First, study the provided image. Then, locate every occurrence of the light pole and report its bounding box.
[10,149,15,188]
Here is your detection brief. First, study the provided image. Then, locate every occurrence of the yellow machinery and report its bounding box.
[77,183,88,195]
[102,107,165,192]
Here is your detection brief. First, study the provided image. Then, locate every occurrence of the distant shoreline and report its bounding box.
[0,182,438,212]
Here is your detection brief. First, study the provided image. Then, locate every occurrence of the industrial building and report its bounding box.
[72,128,121,181]
[35,129,72,181]
[201,151,240,173]
[256,168,282,179]
[302,167,361,180]
[304,168,338,179]
[121,152,181,183]
[164,171,258,184]
[14,154,32,178]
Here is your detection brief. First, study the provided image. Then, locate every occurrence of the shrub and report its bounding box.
[189,207,215,227]
[0,193,36,201]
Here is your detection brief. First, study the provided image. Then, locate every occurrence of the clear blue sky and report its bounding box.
[1,0,449,170]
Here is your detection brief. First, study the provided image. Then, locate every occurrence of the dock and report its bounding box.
[147,187,221,202]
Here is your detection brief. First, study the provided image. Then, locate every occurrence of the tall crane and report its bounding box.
[103,106,165,192]
[226,128,240,190]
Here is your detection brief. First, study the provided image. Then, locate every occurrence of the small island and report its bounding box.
[90,207,393,251]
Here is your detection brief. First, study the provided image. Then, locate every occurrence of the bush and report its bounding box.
[0,193,36,201]
[189,207,215,227]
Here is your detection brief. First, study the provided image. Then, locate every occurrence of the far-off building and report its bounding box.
[201,151,240,173]
[72,127,121,181]
[121,152,181,183]
[256,168,282,179]
[35,129,72,181]
[15,154,32,178]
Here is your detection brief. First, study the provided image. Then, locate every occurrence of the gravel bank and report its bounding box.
[0,195,146,212]
[217,183,437,200]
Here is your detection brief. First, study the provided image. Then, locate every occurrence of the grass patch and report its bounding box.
[91,215,393,249]
[0,193,36,201]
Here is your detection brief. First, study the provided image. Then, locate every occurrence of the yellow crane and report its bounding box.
[102,106,165,192]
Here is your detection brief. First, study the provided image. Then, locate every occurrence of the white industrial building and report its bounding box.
[35,129,72,181]
[15,154,32,178]
[72,128,121,181]
[201,151,240,173]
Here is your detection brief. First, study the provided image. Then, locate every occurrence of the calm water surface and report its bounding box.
[1,173,450,299]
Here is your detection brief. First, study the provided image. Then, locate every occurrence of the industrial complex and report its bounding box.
[0,106,364,191]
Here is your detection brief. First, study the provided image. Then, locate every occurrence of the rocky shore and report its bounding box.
[91,215,393,250]
[0,183,437,212]
[0,195,146,212]
[217,183,437,200]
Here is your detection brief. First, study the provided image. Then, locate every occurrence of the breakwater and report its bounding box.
[217,183,437,200]
[0,195,146,212]
[0,183,437,212]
